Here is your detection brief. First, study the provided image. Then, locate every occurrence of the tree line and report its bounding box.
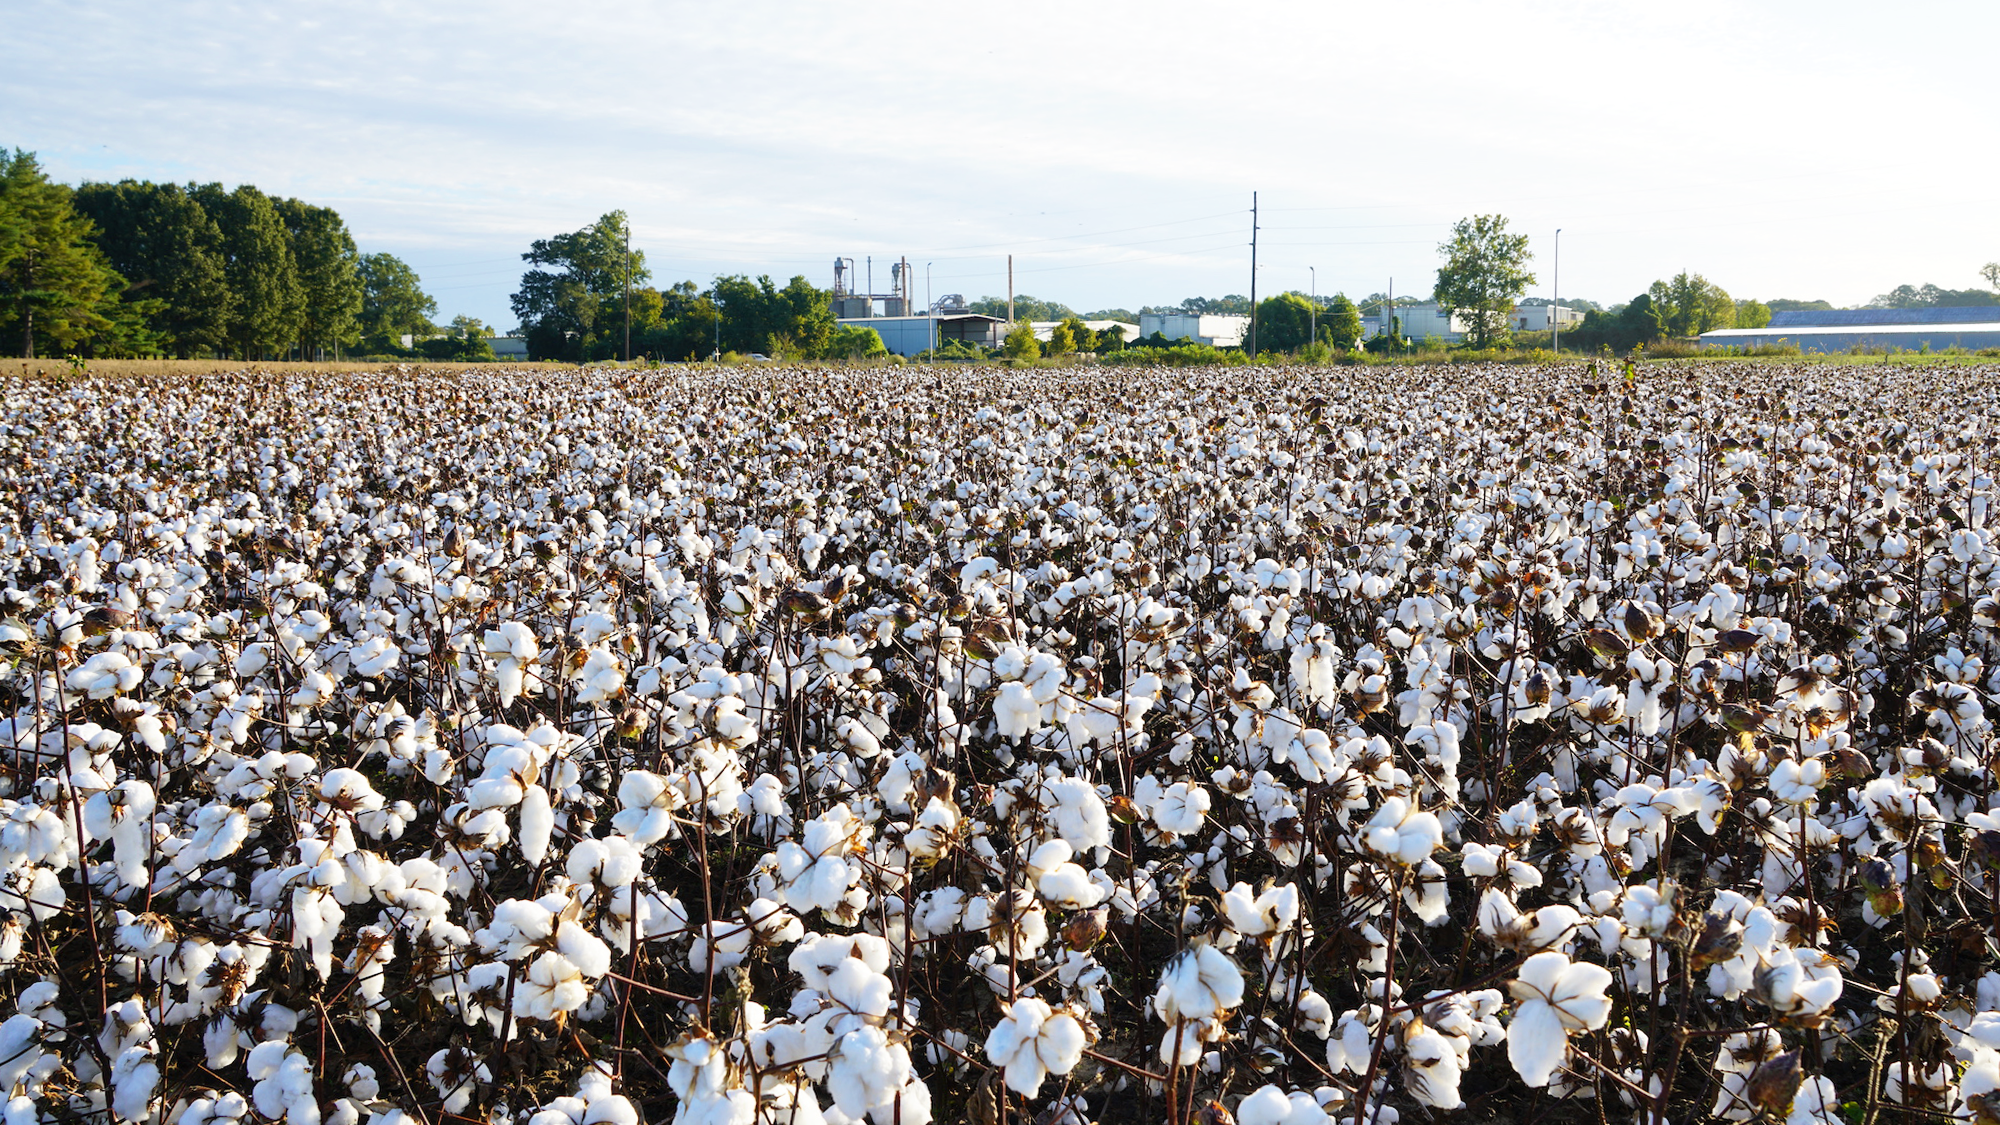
[0,147,474,360]
[508,211,891,362]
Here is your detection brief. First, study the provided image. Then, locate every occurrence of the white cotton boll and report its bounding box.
[1238,1084,1331,1125]
[573,648,626,704]
[1039,863,1104,909]
[1152,783,1209,836]
[1155,945,1244,1023]
[1506,951,1614,1087]
[518,785,554,866]
[568,836,643,888]
[1401,1024,1463,1109]
[349,636,400,678]
[515,951,589,1020]
[557,919,613,979]
[1222,882,1299,939]
[1027,839,1074,878]
[110,1044,160,1122]
[984,997,1088,1096]
[425,1050,489,1116]
[1043,777,1111,852]
[994,681,1041,740]
[1361,797,1443,866]
[0,1016,42,1093]
[835,716,881,758]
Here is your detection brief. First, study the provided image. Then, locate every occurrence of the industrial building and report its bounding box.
[1509,304,1587,332]
[1699,306,2000,353]
[826,256,1008,356]
[1138,312,1248,348]
[841,313,1009,356]
[1031,320,1141,345]
[1361,303,1471,344]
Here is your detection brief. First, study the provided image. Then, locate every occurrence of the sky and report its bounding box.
[6,0,1998,331]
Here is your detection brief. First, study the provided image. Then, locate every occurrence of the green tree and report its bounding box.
[1252,292,1315,352]
[1322,293,1364,350]
[1001,319,1040,360]
[1059,315,1095,353]
[276,198,362,357]
[1433,215,1536,350]
[635,280,720,361]
[417,315,497,362]
[511,211,646,361]
[358,253,436,352]
[970,294,1075,322]
[1081,307,1137,323]
[1735,299,1772,330]
[191,183,304,358]
[1652,272,1734,336]
[827,323,888,360]
[74,180,233,357]
[1045,321,1076,356]
[1094,324,1127,353]
[1868,282,1999,309]
[0,150,125,358]
[1983,263,2000,292]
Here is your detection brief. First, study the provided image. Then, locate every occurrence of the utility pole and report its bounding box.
[926,262,934,362]
[1552,229,1562,354]
[1247,191,1260,356]
[623,224,633,363]
[1310,266,1317,347]
[1007,254,1014,324]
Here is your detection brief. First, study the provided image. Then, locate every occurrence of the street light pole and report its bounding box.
[926,262,934,362]
[1552,229,1562,354]
[1310,266,1317,347]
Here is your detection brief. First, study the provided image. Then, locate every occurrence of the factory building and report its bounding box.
[1138,312,1248,349]
[1361,303,1472,344]
[1700,307,2000,353]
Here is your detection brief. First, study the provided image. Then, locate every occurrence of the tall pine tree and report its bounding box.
[0,149,125,358]
[276,197,361,358]
[192,182,302,358]
[75,180,234,358]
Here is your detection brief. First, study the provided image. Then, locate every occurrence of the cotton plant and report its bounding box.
[11,361,2000,1122]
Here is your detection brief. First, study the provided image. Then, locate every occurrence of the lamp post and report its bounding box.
[1552,229,1562,354]
[926,262,934,362]
[1309,266,1317,348]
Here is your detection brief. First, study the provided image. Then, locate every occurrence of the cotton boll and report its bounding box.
[425,1048,490,1116]
[1505,951,1614,1087]
[984,997,1089,1096]
[517,784,554,866]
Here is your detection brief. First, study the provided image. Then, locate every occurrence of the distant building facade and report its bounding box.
[1362,303,1471,344]
[836,313,1007,356]
[1031,320,1141,345]
[1138,312,1248,348]
[1509,304,1587,332]
[491,336,529,360]
[1700,306,2000,353]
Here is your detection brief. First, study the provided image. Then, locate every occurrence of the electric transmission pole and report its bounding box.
[623,223,632,363]
[1248,191,1259,356]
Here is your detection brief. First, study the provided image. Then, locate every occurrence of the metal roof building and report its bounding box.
[836,313,1007,357]
[1701,305,2000,353]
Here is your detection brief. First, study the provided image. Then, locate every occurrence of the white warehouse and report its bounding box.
[1700,307,2000,354]
[1138,312,1248,348]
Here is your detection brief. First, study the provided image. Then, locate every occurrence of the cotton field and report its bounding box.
[4,361,2000,1125]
